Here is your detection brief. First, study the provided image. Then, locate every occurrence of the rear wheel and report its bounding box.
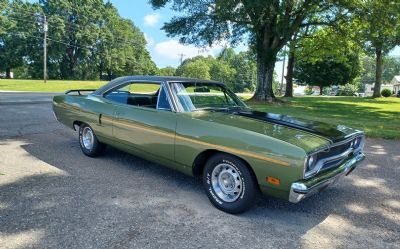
[79,123,105,157]
[203,153,258,214]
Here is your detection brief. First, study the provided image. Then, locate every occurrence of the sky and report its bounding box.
[109,0,247,68]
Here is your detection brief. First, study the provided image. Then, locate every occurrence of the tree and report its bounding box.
[158,66,176,76]
[1,0,156,80]
[354,0,400,97]
[150,0,338,101]
[0,0,41,78]
[294,53,360,95]
[0,0,9,35]
[382,56,400,83]
[230,51,257,92]
[179,60,211,80]
[209,60,236,90]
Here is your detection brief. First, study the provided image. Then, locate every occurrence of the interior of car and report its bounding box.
[104,82,171,110]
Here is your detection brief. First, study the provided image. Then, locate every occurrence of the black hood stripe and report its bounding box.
[235,110,347,143]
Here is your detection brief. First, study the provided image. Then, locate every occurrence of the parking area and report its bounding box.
[0,93,399,249]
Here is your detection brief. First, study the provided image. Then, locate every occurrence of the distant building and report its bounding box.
[391,75,400,93]
[365,84,394,96]
[0,72,14,79]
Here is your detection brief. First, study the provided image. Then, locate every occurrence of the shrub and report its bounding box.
[381,89,392,97]
[304,87,314,95]
[337,83,357,96]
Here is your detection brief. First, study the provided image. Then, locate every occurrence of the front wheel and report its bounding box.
[203,153,258,214]
[78,123,106,157]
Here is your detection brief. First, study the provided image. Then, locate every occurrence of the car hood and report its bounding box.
[188,109,362,153]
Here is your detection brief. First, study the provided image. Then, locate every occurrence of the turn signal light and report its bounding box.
[266,176,280,186]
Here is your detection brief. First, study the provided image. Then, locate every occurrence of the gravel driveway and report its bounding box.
[0,93,399,249]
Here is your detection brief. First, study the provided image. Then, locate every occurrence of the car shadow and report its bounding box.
[1,134,399,248]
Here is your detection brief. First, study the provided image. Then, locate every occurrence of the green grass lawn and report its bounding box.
[248,97,400,139]
[1,79,399,139]
[0,79,107,92]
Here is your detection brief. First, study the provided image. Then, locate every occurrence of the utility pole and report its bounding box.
[280,45,287,95]
[43,15,48,83]
[178,53,185,65]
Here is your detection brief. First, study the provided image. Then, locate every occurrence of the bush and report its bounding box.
[337,83,357,96]
[381,89,392,97]
[304,87,314,95]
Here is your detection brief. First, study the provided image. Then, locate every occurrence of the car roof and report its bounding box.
[93,75,223,95]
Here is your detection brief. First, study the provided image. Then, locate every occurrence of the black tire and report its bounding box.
[203,153,258,214]
[78,123,106,157]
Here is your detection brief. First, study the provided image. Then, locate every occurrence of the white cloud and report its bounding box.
[154,40,224,61]
[143,13,161,27]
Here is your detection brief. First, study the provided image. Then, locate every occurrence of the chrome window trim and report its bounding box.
[166,81,246,113]
[156,84,174,112]
[99,80,177,113]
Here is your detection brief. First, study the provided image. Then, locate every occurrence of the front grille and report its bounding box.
[304,134,365,179]
[317,140,353,171]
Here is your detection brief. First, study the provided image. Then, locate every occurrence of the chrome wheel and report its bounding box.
[211,163,243,202]
[82,126,94,150]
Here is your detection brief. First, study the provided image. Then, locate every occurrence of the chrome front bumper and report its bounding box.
[289,152,365,203]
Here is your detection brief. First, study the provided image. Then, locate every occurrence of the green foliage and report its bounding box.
[0,0,9,35]
[150,0,338,100]
[304,87,314,96]
[382,57,400,83]
[381,89,392,98]
[337,83,357,96]
[360,56,376,86]
[360,55,400,88]
[179,60,211,80]
[0,0,156,80]
[158,66,176,76]
[209,60,236,89]
[175,49,256,92]
[354,0,400,55]
[295,53,360,90]
[351,0,400,97]
[294,26,361,92]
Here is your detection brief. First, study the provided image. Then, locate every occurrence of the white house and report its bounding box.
[365,84,394,96]
[391,75,400,93]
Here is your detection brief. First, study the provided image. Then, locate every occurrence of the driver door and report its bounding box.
[106,82,177,162]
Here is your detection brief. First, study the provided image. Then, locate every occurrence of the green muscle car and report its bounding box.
[53,76,365,213]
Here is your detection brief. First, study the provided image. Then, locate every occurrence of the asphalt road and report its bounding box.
[0,93,399,249]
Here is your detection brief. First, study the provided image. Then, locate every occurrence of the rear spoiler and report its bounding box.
[65,89,97,95]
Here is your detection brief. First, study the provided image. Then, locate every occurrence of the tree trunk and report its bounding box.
[320,86,323,95]
[251,53,276,102]
[284,49,295,97]
[373,48,383,98]
[5,67,11,79]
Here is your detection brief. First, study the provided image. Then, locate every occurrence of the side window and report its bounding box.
[104,85,130,104]
[157,86,172,111]
[104,82,161,109]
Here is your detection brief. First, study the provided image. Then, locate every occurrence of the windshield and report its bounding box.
[170,82,247,112]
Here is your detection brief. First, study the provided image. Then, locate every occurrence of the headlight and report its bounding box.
[353,136,364,149]
[306,154,317,172]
